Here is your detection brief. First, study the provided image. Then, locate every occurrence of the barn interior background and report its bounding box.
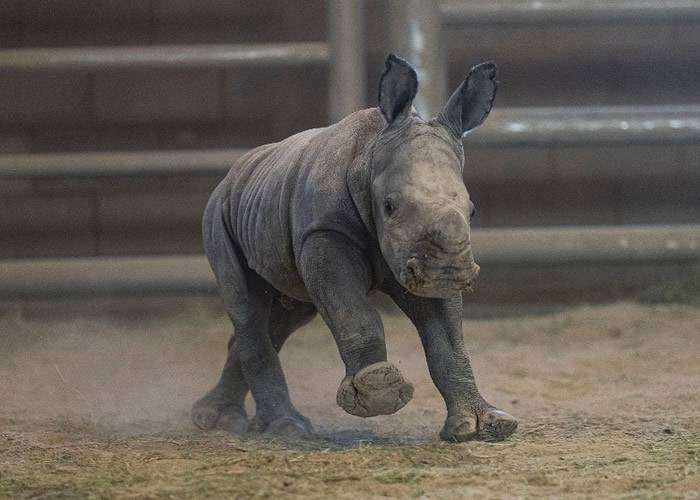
[0,2,699,498]
[0,0,699,302]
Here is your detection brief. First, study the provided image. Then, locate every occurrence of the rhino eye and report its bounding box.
[383,198,396,216]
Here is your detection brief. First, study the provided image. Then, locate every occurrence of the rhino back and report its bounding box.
[219,108,385,299]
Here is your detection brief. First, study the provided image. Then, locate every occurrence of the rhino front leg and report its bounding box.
[385,282,517,441]
[299,232,413,417]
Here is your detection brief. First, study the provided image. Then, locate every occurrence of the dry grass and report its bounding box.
[1,416,697,499]
[0,298,698,498]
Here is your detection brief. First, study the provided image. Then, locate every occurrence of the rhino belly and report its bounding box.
[237,209,309,301]
[249,253,310,301]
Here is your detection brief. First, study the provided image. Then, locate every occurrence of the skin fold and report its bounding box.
[192,54,517,442]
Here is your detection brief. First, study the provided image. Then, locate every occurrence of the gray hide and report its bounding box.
[192,54,517,442]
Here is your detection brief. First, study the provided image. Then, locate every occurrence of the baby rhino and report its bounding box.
[192,54,517,442]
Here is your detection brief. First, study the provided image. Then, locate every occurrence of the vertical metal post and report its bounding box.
[327,0,367,124]
[386,0,446,118]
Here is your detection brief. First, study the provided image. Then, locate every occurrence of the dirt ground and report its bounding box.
[0,298,698,499]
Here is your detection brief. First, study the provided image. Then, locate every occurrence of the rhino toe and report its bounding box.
[216,406,249,434]
[191,404,220,430]
[440,407,517,442]
[191,390,247,433]
[440,413,478,442]
[265,416,313,439]
[478,409,518,442]
[248,412,313,439]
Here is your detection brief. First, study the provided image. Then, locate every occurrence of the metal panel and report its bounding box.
[441,0,700,26]
[327,0,367,123]
[0,43,329,71]
[386,0,446,118]
[1,225,697,297]
[1,106,699,178]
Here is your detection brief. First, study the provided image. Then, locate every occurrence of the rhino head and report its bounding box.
[370,54,497,298]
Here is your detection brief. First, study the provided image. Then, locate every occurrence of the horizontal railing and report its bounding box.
[1,225,697,297]
[0,149,246,177]
[0,43,329,71]
[2,105,699,178]
[441,0,700,26]
[0,255,213,297]
[474,225,700,264]
[472,105,700,146]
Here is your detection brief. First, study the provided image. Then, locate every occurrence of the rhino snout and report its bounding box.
[399,254,480,297]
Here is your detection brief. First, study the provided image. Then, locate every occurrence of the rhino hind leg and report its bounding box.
[194,195,316,438]
[191,334,250,433]
[192,296,317,434]
[232,277,314,438]
[248,296,317,438]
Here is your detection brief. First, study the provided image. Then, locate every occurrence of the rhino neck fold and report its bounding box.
[346,145,375,238]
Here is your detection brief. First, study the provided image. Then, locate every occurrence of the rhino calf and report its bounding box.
[192,55,517,442]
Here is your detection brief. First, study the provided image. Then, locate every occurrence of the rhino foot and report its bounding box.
[191,392,247,434]
[191,403,220,430]
[248,411,313,439]
[337,361,414,417]
[440,407,517,442]
[215,406,249,434]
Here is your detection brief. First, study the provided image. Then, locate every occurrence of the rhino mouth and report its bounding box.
[399,256,480,298]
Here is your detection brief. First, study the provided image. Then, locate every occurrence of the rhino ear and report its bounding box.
[438,61,498,137]
[378,54,418,124]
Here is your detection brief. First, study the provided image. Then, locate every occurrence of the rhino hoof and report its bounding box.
[440,408,517,442]
[192,392,247,434]
[440,413,478,442]
[249,414,313,439]
[216,406,249,434]
[337,361,414,417]
[191,404,220,430]
[478,409,518,442]
[266,416,313,439]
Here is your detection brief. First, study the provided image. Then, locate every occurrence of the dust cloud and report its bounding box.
[1,297,699,443]
[0,296,435,439]
[0,298,229,433]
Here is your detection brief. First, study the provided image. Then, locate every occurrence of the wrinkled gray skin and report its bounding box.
[192,55,517,442]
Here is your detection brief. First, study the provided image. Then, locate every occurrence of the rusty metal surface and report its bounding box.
[327,0,367,123]
[1,225,697,297]
[441,0,700,26]
[0,43,329,71]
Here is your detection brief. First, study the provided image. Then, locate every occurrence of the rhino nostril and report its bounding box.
[401,258,424,289]
[406,258,420,277]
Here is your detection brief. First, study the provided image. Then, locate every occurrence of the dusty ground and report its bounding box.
[0,298,698,498]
